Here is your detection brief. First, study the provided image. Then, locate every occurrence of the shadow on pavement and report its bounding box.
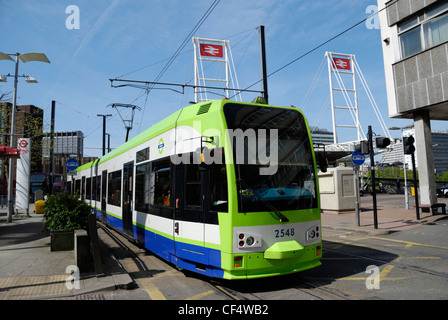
[0,217,47,247]
[217,240,398,294]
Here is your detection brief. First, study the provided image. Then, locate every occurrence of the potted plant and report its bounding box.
[43,192,91,251]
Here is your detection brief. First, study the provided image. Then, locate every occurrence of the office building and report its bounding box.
[310,127,334,145]
[42,131,84,158]
[378,0,448,204]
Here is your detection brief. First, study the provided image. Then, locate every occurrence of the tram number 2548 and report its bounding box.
[274,228,295,238]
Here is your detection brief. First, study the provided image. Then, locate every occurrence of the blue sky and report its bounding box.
[1,0,447,158]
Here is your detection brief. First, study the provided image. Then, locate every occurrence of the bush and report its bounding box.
[43,192,91,231]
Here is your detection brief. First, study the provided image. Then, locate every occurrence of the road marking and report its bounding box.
[370,236,448,250]
[139,279,167,300]
[186,290,215,300]
[379,265,395,279]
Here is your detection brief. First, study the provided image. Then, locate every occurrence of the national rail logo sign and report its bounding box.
[199,44,223,57]
[332,57,351,70]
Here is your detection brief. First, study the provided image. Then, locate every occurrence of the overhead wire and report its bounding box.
[136,0,221,133]
[229,0,399,98]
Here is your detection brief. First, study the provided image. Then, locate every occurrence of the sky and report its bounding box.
[1,0,447,158]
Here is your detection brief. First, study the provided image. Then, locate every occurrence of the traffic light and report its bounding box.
[403,136,415,154]
[355,140,369,154]
[375,136,391,148]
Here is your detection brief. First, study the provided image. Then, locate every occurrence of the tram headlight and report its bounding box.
[235,232,261,249]
[246,236,255,246]
[306,225,320,242]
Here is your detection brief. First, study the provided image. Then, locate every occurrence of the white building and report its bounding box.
[378,0,448,204]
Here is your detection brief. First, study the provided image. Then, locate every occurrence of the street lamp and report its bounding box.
[389,125,414,210]
[0,52,50,222]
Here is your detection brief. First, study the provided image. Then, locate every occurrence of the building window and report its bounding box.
[399,1,448,59]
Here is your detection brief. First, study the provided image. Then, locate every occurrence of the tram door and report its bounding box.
[122,162,134,237]
[101,170,107,223]
[173,163,208,265]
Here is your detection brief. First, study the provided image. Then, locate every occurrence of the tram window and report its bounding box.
[136,147,149,163]
[86,177,91,200]
[153,158,172,207]
[92,176,96,201]
[81,176,85,200]
[108,170,122,206]
[96,175,101,201]
[186,164,201,207]
[135,162,153,213]
[209,163,228,212]
[75,179,80,196]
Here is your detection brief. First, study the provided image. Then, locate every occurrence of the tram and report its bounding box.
[69,98,325,279]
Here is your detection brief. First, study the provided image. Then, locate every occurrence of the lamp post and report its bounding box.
[0,52,50,222]
[389,125,414,210]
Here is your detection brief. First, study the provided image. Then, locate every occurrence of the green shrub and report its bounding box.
[43,192,91,231]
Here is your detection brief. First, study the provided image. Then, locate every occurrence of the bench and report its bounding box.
[414,203,446,215]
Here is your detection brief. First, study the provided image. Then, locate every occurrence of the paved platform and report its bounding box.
[322,203,447,235]
[0,199,446,300]
[0,207,133,300]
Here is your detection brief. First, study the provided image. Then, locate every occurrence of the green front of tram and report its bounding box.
[219,101,322,279]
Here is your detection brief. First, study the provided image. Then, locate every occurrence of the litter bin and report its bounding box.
[35,200,45,214]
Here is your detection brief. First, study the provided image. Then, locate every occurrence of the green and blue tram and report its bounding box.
[69,98,324,279]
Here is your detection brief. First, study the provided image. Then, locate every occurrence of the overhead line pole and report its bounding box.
[258,25,268,104]
[97,114,112,156]
[49,100,55,195]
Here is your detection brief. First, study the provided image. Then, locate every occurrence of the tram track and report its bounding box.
[101,220,448,300]
[98,221,358,300]
[291,276,355,300]
[208,272,356,301]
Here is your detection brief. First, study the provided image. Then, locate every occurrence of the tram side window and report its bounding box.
[209,163,228,212]
[81,176,85,200]
[86,177,91,200]
[186,164,201,207]
[135,162,153,213]
[75,179,81,197]
[108,170,122,206]
[153,158,172,207]
[92,177,96,200]
[96,175,101,201]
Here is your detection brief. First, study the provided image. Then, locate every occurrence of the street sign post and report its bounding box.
[66,158,79,172]
[351,150,365,227]
[351,150,365,166]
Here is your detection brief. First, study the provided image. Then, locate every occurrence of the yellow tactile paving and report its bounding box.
[0,274,71,299]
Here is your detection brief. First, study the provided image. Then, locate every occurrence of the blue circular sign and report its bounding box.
[351,151,365,166]
[66,158,79,170]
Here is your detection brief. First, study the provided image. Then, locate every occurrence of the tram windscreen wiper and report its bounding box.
[238,178,289,223]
